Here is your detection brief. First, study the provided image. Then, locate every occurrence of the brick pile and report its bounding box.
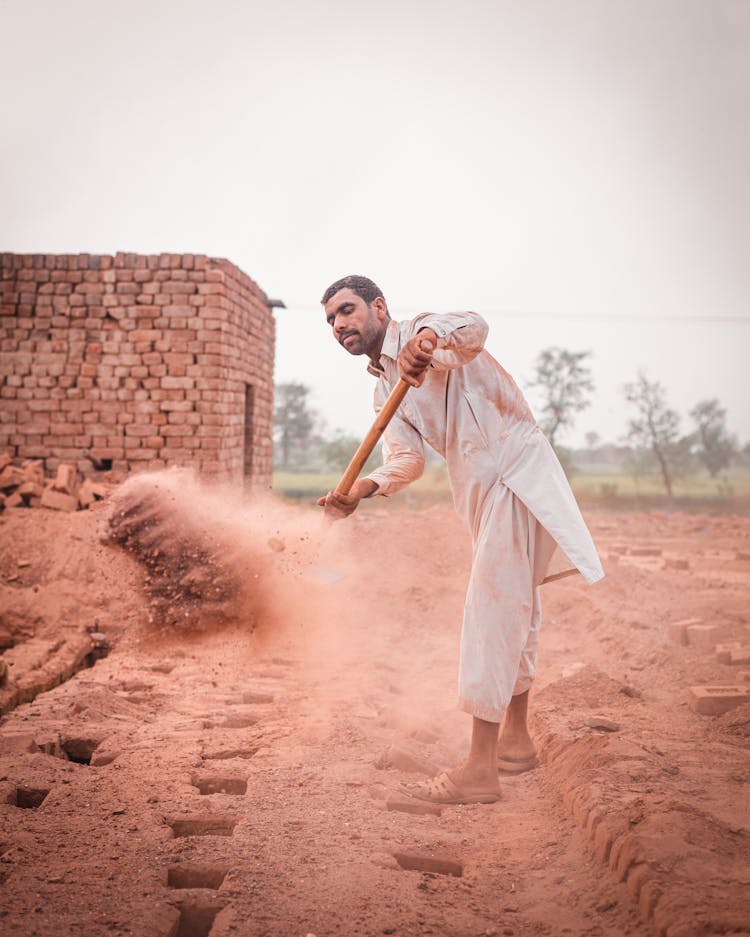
[0,252,275,485]
[0,453,109,513]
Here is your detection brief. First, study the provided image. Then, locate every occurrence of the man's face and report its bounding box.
[323,288,389,359]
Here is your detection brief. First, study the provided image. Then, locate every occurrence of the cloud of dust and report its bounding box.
[107,469,470,751]
[107,468,333,632]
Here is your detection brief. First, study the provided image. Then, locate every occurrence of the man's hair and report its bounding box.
[320,275,386,307]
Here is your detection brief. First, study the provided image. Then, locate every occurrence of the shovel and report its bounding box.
[306,377,413,584]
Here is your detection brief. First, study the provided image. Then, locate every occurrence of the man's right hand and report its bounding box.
[316,478,378,520]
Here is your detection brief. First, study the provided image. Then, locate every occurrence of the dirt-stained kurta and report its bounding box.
[364,312,604,721]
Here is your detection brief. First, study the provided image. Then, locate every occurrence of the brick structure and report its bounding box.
[0,252,275,485]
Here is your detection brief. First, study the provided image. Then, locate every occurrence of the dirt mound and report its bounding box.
[714,700,750,741]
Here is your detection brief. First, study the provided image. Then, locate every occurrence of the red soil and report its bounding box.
[0,474,748,936]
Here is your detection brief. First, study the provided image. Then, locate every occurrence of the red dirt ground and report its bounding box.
[0,473,748,937]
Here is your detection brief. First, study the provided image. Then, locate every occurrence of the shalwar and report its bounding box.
[365,312,604,723]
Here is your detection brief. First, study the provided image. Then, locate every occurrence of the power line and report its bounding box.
[277,303,750,324]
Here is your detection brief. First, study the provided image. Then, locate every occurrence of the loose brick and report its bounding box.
[40,488,79,512]
[685,623,721,649]
[689,685,748,716]
[716,642,742,664]
[0,465,24,491]
[666,621,691,646]
[393,852,462,877]
[77,478,96,508]
[18,481,44,505]
[663,557,689,571]
[52,463,78,494]
[729,647,750,666]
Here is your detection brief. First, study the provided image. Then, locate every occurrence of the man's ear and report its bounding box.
[371,296,389,321]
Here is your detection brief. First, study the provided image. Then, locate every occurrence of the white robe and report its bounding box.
[365,313,604,722]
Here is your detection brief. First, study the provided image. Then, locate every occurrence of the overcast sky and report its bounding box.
[2,0,748,447]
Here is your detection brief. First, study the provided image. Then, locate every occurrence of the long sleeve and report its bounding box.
[364,381,425,496]
[408,311,488,371]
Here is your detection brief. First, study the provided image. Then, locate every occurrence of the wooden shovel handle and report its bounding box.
[335,378,411,495]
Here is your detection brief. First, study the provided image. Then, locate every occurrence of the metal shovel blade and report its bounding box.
[305,563,347,585]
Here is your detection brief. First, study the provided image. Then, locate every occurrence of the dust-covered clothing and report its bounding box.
[364,313,603,722]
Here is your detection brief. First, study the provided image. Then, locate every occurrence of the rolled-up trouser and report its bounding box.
[457,481,556,723]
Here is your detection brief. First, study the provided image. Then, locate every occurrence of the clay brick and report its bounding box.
[0,465,24,491]
[638,872,662,922]
[593,817,615,863]
[77,478,96,508]
[161,376,194,390]
[666,620,694,646]
[17,481,44,505]
[685,623,720,648]
[729,647,750,666]
[625,862,652,905]
[613,833,646,882]
[393,852,462,877]
[689,685,748,716]
[40,487,79,512]
[663,557,689,571]
[162,304,193,316]
[716,642,742,664]
[160,400,194,412]
[52,463,78,494]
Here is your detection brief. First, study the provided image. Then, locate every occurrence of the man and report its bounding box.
[317,275,604,805]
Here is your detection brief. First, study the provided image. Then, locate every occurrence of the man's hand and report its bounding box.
[397,328,437,387]
[316,478,379,520]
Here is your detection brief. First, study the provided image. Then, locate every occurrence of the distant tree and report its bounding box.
[584,430,601,452]
[531,348,594,448]
[274,382,316,469]
[320,430,382,475]
[622,372,684,498]
[689,399,736,477]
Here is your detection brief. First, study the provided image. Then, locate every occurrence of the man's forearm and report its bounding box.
[350,478,379,500]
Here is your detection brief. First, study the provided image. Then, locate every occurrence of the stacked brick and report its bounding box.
[0,253,275,486]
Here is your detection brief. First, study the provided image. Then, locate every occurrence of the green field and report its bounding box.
[274,466,750,512]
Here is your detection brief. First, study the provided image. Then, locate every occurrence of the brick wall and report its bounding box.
[0,252,275,486]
